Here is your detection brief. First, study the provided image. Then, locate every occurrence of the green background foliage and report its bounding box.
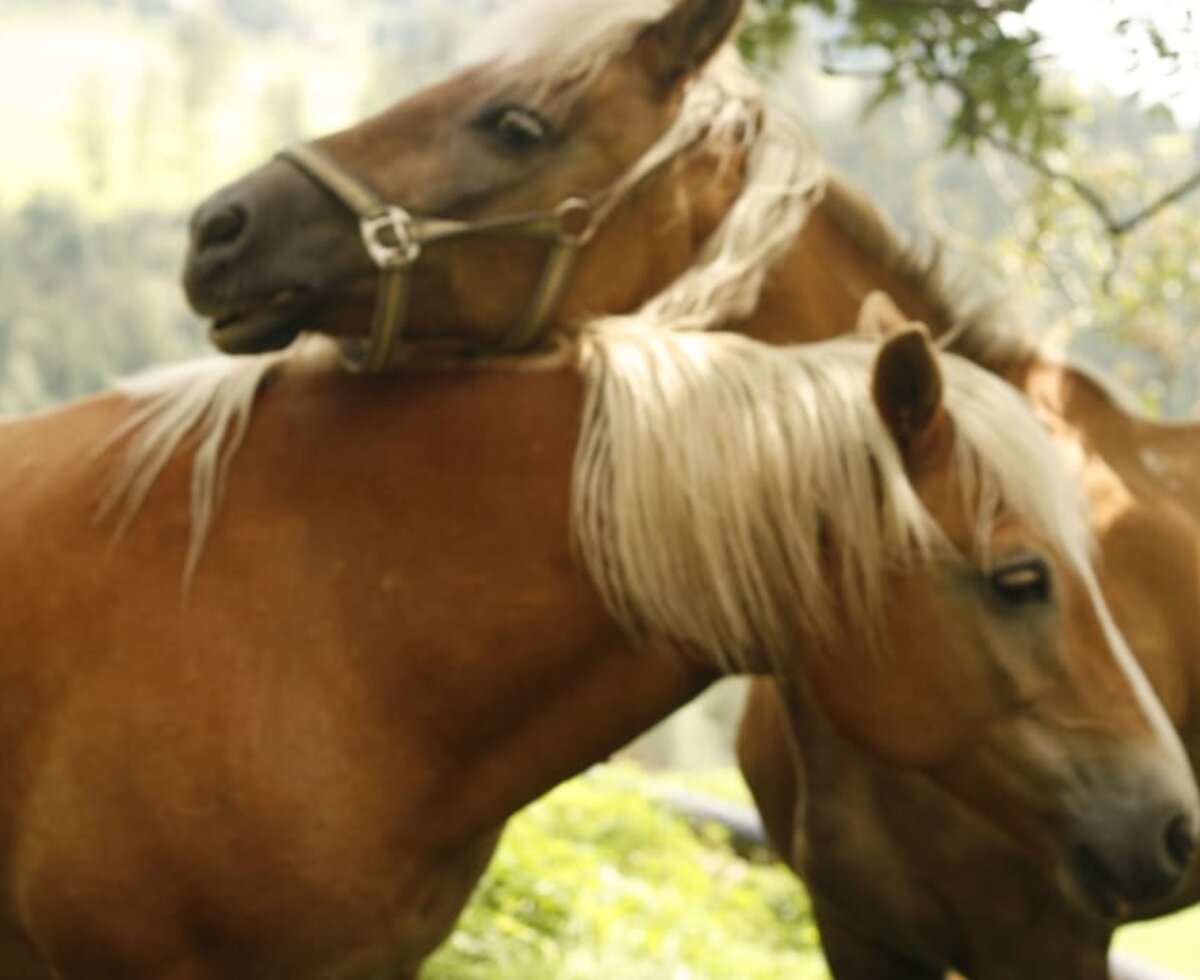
[425,765,825,980]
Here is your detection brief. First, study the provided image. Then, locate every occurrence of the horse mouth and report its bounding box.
[208,289,318,354]
[1069,845,1133,921]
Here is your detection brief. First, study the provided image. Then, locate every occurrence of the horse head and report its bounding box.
[801,312,1200,921]
[183,0,768,365]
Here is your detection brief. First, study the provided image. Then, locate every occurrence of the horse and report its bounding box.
[738,297,1200,980]
[176,0,1200,974]
[8,313,1185,976]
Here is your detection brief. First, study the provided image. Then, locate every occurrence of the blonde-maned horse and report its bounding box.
[4,323,1180,977]
[179,0,1200,974]
[739,299,1200,980]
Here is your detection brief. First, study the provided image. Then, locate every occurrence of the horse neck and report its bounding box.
[1018,355,1200,504]
[216,366,715,845]
[738,187,954,345]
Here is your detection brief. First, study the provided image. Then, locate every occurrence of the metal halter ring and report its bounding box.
[554,197,598,247]
[360,208,422,269]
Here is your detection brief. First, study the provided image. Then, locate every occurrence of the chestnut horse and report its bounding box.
[178,0,1200,974]
[739,295,1200,980]
[6,321,1182,976]
[737,313,1200,971]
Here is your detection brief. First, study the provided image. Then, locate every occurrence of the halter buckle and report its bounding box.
[361,208,422,269]
[554,197,598,247]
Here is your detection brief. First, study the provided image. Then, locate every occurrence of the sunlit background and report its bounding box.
[3,0,1199,975]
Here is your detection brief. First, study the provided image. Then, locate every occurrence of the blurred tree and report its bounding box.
[130,61,172,192]
[0,198,203,413]
[221,0,297,34]
[986,129,1200,415]
[742,0,1200,241]
[360,0,475,113]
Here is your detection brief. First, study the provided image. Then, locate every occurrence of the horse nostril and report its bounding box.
[1164,814,1197,872]
[197,203,249,252]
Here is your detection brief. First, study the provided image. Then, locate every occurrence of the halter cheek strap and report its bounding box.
[278,143,600,373]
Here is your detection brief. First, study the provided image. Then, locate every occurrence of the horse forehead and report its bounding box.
[369,63,495,133]
[362,54,662,157]
[905,455,979,548]
[908,453,1045,562]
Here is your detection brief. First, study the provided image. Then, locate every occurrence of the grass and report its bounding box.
[425,765,827,979]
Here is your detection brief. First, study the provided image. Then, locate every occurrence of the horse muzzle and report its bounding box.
[1065,804,1197,919]
[1054,743,1200,921]
[183,157,366,355]
[182,143,605,370]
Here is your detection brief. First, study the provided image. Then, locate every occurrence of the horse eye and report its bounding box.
[479,105,551,152]
[989,558,1051,606]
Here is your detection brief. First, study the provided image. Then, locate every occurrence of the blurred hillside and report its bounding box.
[0,0,476,409]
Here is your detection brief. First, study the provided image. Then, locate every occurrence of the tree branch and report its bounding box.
[975,120,1200,241]
[976,130,1121,230]
[1110,168,1200,236]
[916,55,1200,240]
[820,26,1200,243]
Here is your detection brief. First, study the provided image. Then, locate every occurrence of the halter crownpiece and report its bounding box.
[277,135,699,373]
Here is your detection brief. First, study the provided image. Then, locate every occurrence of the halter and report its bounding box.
[277,137,698,373]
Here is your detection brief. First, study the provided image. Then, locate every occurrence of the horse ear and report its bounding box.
[872,326,948,462]
[856,290,911,340]
[635,0,744,92]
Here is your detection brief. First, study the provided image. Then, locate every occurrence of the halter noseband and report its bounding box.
[277,138,689,373]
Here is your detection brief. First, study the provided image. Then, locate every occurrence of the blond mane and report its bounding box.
[572,327,1092,671]
[100,350,292,587]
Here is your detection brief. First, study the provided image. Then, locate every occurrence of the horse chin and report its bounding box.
[208,294,317,354]
[1061,846,1135,923]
